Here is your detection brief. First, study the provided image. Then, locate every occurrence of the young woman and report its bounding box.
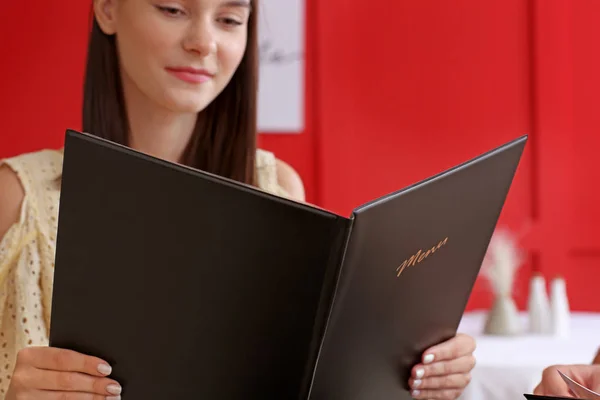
[0,0,476,398]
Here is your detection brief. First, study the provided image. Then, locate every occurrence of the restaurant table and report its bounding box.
[456,311,600,400]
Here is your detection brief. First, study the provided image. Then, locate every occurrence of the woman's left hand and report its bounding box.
[408,333,476,400]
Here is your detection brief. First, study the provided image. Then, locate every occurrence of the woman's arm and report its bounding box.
[0,165,25,240]
[0,165,122,399]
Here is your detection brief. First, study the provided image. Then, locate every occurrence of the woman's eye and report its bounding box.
[156,6,185,17]
[219,17,243,26]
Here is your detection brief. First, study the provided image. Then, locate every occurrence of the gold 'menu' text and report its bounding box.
[396,237,448,277]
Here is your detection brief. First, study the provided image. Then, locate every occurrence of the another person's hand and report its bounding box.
[534,364,600,397]
[6,346,122,399]
[408,333,476,400]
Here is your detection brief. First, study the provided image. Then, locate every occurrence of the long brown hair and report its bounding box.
[82,1,258,185]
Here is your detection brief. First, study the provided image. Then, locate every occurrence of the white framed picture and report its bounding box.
[257,0,305,133]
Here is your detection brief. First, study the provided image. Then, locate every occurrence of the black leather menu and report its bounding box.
[49,130,527,399]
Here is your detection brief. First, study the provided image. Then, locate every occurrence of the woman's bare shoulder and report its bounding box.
[275,158,305,202]
[0,164,25,240]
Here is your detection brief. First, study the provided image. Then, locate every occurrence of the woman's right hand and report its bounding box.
[6,346,122,399]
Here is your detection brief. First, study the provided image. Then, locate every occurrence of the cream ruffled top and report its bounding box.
[0,148,289,397]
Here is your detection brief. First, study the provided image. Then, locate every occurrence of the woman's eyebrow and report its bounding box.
[221,0,251,8]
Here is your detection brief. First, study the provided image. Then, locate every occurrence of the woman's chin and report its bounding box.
[161,91,216,115]
[166,102,208,114]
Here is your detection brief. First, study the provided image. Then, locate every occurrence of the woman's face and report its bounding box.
[95,0,250,113]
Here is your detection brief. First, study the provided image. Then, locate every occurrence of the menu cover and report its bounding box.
[49,130,527,399]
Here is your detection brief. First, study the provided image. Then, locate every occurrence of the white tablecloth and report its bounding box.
[456,311,600,400]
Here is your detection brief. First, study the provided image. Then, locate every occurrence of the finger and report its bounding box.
[17,347,112,377]
[19,367,122,395]
[412,355,476,378]
[410,388,463,400]
[410,373,471,390]
[422,333,476,363]
[538,366,573,397]
[533,382,543,395]
[30,389,121,400]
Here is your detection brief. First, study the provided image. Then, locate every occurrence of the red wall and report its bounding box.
[1,1,599,311]
[265,0,600,312]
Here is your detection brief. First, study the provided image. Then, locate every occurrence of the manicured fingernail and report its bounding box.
[415,368,425,379]
[423,354,435,364]
[411,389,421,398]
[107,384,122,395]
[412,379,422,388]
[97,364,112,375]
